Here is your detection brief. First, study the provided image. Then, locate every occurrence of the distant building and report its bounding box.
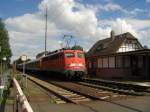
[86,31,150,79]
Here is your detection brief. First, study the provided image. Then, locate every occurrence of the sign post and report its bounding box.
[21,55,27,88]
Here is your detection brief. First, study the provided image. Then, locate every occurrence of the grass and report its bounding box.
[0,69,14,110]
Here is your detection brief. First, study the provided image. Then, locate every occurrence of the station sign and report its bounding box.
[21,55,27,62]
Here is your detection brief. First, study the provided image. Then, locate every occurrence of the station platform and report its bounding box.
[84,77,150,88]
[30,96,150,112]
[3,71,150,112]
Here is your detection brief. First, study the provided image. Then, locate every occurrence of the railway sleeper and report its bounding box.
[28,76,92,104]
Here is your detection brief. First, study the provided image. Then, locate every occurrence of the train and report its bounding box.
[17,49,87,79]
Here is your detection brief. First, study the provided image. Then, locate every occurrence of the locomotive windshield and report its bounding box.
[65,52,75,58]
[77,52,84,58]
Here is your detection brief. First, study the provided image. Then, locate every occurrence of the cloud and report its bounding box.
[98,18,150,45]
[4,0,150,61]
[148,12,150,17]
[100,3,122,11]
[111,18,137,37]
[5,0,110,60]
[146,0,150,3]
[124,8,145,17]
[125,19,150,30]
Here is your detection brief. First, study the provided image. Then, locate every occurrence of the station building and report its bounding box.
[86,31,150,79]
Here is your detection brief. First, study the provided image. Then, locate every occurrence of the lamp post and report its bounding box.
[0,46,2,98]
[2,57,6,85]
[0,46,2,76]
[21,55,27,88]
[3,57,6,72]
[0,57,6,98]
[0,59,2,76]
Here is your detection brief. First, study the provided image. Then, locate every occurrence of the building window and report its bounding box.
[109,57,115,68]
[89,62,92,68]
[124,56,130,68]
[93,61,97,68]
[98,58,102,68]
[138,56,143,68]
[116,56,123,68]
[117,40,141,53]
[103,57,108,68]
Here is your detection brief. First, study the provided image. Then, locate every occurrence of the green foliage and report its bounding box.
[71,45,83,51]
[0,18,12,63]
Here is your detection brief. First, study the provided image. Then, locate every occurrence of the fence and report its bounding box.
[13,77,33,112]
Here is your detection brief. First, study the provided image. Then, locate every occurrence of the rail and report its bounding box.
[83,78,150,92]
[13,78,33,112]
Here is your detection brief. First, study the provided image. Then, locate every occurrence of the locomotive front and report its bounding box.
[63,50,87,78]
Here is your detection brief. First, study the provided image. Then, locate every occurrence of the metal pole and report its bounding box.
[0,60,2,75]
[23,62,27,88]
[45,5,48,56]
[22,62,25,88]
[25,62,27,88]
[0,60,3,98]
[23,61,27,88]
[0,46,1,75]
[23,62,25,75]
[3,61,5,72]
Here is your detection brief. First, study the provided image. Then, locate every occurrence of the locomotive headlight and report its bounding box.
[78,63,83,66]
[69,63,83,67]
[69,63,76,67]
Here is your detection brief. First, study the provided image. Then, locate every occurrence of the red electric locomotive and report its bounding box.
[18,49,87,78]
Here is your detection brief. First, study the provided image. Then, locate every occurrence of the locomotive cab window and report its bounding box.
[77,52,84,58]
[65,52,74,58]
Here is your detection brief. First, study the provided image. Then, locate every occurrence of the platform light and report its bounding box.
[2,57,7,72]
[2,57,6,61]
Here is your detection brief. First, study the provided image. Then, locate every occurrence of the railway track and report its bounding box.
[81,78,150,95]
[27,76,93,104]
[26,74,148,106]
[49,81,130,101]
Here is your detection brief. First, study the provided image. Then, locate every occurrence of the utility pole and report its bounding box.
[44,5,48,56]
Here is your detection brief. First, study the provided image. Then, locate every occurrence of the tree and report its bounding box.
[71,45,83,51]
[0,18,12,64]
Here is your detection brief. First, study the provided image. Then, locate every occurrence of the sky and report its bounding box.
[0,0,150,60]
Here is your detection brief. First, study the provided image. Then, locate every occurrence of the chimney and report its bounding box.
[110,30,115,41]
